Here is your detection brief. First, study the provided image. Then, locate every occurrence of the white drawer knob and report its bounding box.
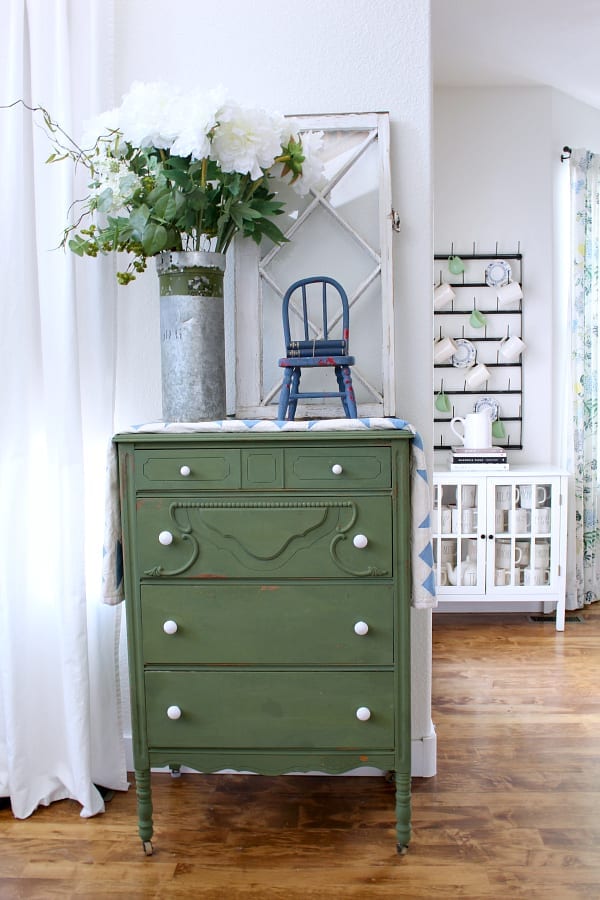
[167,705,182,720]
[356,706,371,721]
[179,465,191,477]
[158,530,174,546]
[163,620,178,635]
[354,620,369,636]
[331,463,343,475]
[353,533,368,549]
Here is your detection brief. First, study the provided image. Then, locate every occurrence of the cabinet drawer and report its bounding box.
[141,583,394,665]
[137,495,393,579]
[133,445,391,492]
[145,671,394,749]
[135,449,241,489]
[284,446,391,490]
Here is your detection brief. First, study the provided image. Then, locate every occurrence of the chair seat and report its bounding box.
[278,355,355,367]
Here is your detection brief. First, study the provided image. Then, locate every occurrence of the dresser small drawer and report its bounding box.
[284,445,391,490]
[135,449,241,490]
[141,583,394,665]
[137,495,393,579]
[145,671,395,750]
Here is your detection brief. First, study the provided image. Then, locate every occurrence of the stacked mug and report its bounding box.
[494,483,551,585]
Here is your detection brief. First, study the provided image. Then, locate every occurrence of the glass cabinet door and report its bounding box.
[489,478,557,593]
[432,479,484,592]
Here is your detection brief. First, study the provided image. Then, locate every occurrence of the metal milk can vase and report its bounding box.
[156,250,226,422]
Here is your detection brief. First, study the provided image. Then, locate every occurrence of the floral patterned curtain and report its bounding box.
[568,149,600,607]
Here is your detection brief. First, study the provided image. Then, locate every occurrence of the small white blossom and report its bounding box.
[89,154,141,212]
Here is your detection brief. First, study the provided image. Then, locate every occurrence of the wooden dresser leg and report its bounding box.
[394,771,411,853]
[135,768,154,854]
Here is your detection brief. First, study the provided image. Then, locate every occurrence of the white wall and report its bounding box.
[434,87,600,470]
[434,87,555,466]
[112,0,436,773]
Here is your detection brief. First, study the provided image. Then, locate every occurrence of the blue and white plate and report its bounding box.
[474,397,499,422]
[485,260,511,287]
[451,338,476,368]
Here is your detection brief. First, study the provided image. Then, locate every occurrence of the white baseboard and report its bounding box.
[410,729,437,777]
[434,600,549,613]
[123,731,438,779]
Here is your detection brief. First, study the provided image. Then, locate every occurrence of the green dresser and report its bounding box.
[115,429,413,854]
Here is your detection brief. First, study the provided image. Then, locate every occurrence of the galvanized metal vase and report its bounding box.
[156,251,226,422]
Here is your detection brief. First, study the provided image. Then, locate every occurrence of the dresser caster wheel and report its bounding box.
[142,840,153,856]
[396,843,408,856]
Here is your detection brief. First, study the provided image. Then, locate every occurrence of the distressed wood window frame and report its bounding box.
[233,111,395,420]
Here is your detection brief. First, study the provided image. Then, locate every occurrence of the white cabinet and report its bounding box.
[432,467,568,630]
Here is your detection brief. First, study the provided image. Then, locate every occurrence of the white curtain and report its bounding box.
[0,0,128,818]
[563,149,600,609]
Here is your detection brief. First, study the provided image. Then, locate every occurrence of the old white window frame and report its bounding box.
[233,111,395,419]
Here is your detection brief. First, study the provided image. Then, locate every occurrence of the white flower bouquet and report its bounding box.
[43,82,324,283]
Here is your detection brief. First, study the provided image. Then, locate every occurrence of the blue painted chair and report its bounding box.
[277,276,357,420]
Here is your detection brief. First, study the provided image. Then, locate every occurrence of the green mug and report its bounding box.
[492,418,506,439]
[435,390,451,413]
[448,255,465,275]
[469,308,487,329]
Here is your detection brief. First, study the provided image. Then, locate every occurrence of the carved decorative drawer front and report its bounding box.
[136,495,392,579]
[116,430,412,856]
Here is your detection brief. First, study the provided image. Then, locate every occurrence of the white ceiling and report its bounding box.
[432,0,600,111]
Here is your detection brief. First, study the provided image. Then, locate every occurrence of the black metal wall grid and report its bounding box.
[433,247,523,451]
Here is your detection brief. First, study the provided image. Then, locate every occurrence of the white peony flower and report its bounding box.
[211,101,287,181]
[291,130,325,196]
[169,86,226,160]
[280,117,301,144]
[118,81,180,149]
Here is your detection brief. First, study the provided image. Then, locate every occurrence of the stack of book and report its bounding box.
[449,446,509,471]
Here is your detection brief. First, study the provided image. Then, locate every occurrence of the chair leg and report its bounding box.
[340,366,357,418]
[335,367,349,416]
[288,368,301,420]
[278,369,293,420]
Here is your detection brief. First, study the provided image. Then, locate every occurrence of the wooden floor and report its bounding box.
[1,606,599,899]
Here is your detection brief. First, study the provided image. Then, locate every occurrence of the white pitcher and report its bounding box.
[450,411,492,449]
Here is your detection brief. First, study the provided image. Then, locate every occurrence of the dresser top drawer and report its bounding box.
[284,446,390,490]
[134,443,391,491]
[135,449,241,490]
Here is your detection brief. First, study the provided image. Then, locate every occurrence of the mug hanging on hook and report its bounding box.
[434,282,456,310]
[492,418,506,439]
[448,255,465,275]
[435,380,452,413]
[469,299,487,329]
